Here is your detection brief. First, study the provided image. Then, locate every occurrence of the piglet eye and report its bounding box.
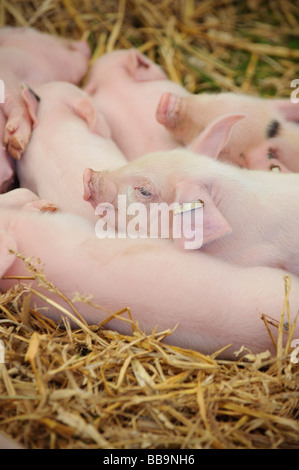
[134,186,152,197]
[140,186,152,197]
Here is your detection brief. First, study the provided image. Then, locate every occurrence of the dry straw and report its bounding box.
[0,0,299,449]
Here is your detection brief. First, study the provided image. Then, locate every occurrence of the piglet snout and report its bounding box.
[83,168,117,208]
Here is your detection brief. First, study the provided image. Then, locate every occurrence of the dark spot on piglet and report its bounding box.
[28,87,41,103]
[267,147,278,159]
[266,120,280,138]
[21,83,41,102]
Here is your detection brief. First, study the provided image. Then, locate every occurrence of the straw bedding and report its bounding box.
[0,0,299,450]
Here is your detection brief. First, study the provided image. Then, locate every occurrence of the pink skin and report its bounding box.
[0,432,24,449]
[0,187,58,214]
[16,81,127,224]
[245,121,299,173]
[156,91,299,170]
[274,99,299,122]
[0,26,90,161]
[0,27,90,86]
[84,49,190,160]
[0,152,14,194]
[0,110,14,193]
[0,187,40,209]
[0,189,299,360]
[84,114,299,276]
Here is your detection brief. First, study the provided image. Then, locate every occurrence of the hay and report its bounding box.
[1,0,299,450]
[1,257,299,449]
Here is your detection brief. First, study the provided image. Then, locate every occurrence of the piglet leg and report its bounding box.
[1,69,38,160]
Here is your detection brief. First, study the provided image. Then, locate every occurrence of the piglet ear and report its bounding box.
[173,181,232,249]
[92,109,111,139]
[126,49,166,81]
[273,99,299,122]
[0,230,17,277]
[72,97,111,138]
[21,85,39,129]
[189,114,246,158]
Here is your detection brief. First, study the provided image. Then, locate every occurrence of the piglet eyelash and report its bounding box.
[134,186,152,196]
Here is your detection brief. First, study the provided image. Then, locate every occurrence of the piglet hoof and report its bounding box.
[39,203,59,213]
[23,200,59,213]
[4,85,39,160]
[4,122,31,160]
[6,138,24,160]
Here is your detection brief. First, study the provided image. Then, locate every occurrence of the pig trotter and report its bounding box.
[39,203,59,213]
[4,83,39,160]
[24,200,59,212]
[5,132,26,160]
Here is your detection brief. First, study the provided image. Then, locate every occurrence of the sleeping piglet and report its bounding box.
[84,114,299,276]
[17,81,127,224]
[156,91,299,171]
[1,188,299,360]
[0,26,90,163]
[84,48,190,160]
[0,27,90,86]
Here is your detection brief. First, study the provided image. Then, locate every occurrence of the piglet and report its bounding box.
[84,49,190,160]
[17,81,127,223]
[156,91,299,170]
[84,114,299,276]
[0,26,90,161]
[0,189,298,360]
[0,26,90,86]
